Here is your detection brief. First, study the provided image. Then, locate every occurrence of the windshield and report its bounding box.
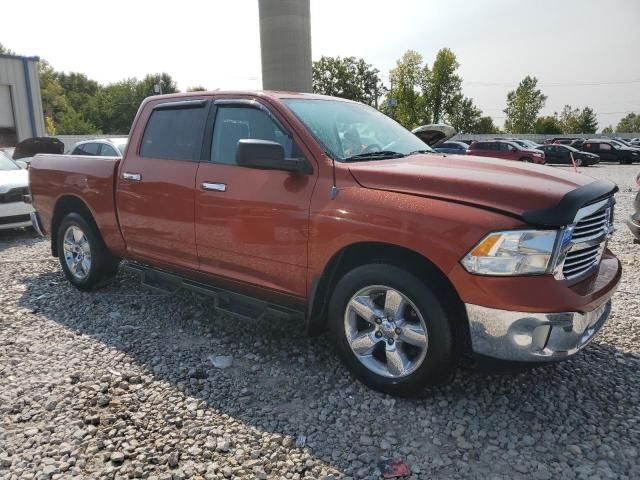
[0,152,19,170]
[563,145,579,152]
[116,143,127,155]
[283,99,435,161]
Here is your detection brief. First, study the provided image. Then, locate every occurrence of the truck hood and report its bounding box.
[347,153,594,219]
[0,169,29,193]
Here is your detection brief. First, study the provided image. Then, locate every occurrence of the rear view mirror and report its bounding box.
[236,139,310,174]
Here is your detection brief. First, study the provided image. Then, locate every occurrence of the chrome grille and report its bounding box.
[555,197,614,281]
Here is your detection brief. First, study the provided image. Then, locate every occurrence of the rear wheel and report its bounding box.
[57,213,120,291]
[520,157,532,163]
[328,264,456,396]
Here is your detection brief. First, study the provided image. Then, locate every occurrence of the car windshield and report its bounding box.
[0,152,20,170]
[563,145,579,152]
[283,99,435,161]
[116,143,127,155]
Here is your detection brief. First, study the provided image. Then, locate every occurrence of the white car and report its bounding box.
[0,152,34,230]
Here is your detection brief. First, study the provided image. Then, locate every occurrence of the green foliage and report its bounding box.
[616,113,640,132]
[446,96,481,133]
[429,48,462,123]
[312,56,384,106]
[578,106,598,133]
[602,125,614,134]
[187,86,207,92]
[503,76,547,133]
[383,50,429,129]
[56,109,97,135]
[474,116,500,134]
[558,105,598,134]
[534,116,563,134]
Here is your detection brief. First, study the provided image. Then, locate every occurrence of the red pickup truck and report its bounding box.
[29,91,621,395]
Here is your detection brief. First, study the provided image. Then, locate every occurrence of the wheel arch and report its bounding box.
[307,241,470,352]
[50,195,102,257]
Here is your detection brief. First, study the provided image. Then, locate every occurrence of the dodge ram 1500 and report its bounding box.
[29,91,621,395]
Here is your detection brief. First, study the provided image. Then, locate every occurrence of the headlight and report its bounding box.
[461,230,558,275]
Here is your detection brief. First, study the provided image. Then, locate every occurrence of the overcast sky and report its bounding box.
[4,0,640,129]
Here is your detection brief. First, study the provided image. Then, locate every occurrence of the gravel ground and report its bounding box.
[1,164,639,480]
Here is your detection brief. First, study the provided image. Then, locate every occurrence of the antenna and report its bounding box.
[330,154,338,200]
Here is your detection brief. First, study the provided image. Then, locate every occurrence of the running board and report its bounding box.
[124,262,303,322]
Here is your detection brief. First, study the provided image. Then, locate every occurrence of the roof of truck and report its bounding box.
[147,90,355,102]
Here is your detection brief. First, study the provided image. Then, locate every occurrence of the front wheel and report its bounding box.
[57,213,120,291]
[520,157,532,163]
[328,264,456,396]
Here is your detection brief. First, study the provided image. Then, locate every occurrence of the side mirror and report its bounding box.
[236,139,310,174]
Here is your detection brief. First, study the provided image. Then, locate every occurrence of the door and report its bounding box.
[597,143,616,162]
[547,145,561,163]
[116,100,208,270]
[194,100,316,297]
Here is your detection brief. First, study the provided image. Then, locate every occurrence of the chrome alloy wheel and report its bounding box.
[63,225,92,280]
[344,285,428,378]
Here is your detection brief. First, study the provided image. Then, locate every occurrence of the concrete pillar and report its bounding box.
[258,0,312,93]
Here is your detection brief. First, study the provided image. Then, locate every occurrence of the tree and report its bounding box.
[0,43,16,55]
[503,76,547,133]
[578,107,598,133]
[428,48,463,123]
[446,96,481,133]
[602,125,614,134]
[559,105,581,133]
[187,86,207,92]
[56,109,97,135]
[312,56,384,106]
[384,50,429,128]
[616,113,640,132]
[474,116,499,134]
[534,115,563,134]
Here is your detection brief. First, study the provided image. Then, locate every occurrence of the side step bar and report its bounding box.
[124,262,304,323]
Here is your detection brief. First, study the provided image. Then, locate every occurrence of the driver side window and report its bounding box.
[211,106,301,165]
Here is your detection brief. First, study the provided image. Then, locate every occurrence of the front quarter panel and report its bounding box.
[307,173,525,295]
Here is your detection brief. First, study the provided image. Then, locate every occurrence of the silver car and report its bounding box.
[70,138,128,157]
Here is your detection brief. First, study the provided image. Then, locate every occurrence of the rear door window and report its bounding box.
[599,143,612,151]
[140,104,208,161]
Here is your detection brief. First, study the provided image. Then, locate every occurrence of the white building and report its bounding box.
[0,53,45,145]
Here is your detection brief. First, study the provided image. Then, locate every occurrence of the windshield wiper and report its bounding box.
[344,151,406,162]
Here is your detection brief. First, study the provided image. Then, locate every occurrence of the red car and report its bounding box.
[467,140,546,164]
[28,91,619,395]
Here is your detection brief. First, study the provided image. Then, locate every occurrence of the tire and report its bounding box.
[56,213,120,291]
[575,158,583,167]
[520,157,532,163]
[328,264,456,396]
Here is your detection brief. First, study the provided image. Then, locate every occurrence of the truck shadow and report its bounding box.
[17,268,639,477]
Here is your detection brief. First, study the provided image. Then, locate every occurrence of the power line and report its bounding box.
[464,79,640,88]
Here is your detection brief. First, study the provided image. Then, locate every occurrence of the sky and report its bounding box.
[3,0,640,130]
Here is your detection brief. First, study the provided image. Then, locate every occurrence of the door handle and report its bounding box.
[202,182,226,192]
[122,172,141,181]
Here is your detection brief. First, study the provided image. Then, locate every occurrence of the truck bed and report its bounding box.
[29,154,126,256]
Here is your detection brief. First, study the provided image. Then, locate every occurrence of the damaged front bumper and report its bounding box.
[465,300,612,362]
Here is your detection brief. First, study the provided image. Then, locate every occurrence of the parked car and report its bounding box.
[434,141,468,154]
[537,144,600,166]
[29,91,620,395]
[511,139,542,149]
[466,140,546,164]
[0,151,34,230]
[546,137,580,145]
[71,138,128,157]
[581,139,639,164]
[610,138,640,155]
[628,172,640,244]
